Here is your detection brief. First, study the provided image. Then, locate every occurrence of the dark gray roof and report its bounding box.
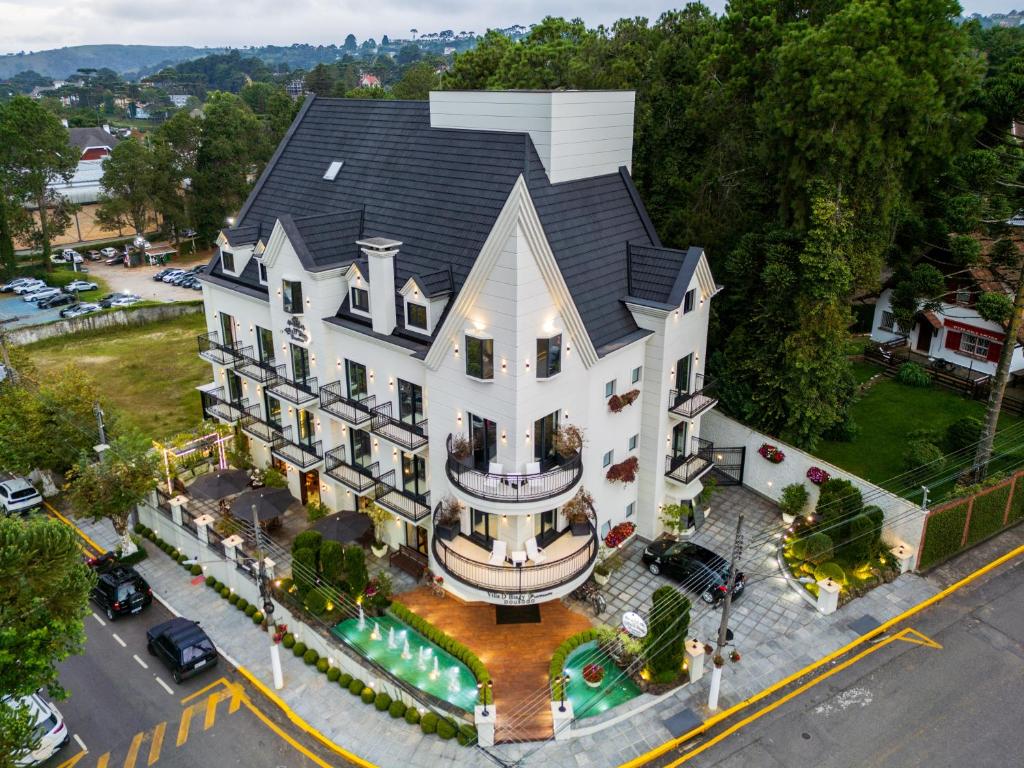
[68,127,119,152]
[411,269,453,297]
[222,224,261,247]
[280,209,364,270]
[627,245,702,308]
[221,96,684,354]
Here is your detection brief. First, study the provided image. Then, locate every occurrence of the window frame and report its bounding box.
[220,249,235,274]
[605,380,616,398]
[880,310,895,332]
[631,365,642,384]
[351,286,370,314]
[959,332,991,359]
[256,260,268,285]
[602,450,614,468]
[397,379,424,425]
[256,326,274,364]
[406,301,428,331]
[683,288,696,313]
[536,334,562,379]
[465,334,494,381]
[628,434,638,451]
[346,360,368,399]
[282,280,303,314]
[626,502,636,518]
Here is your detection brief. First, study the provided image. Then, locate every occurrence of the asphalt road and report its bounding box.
[38,596,351,768]
[678,537,1024,768]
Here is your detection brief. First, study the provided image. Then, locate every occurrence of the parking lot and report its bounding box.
[85,257,205,303]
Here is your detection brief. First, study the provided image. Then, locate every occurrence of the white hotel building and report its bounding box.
[198,90,720,605]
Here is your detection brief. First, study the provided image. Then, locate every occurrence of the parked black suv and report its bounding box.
[146,618,218,683]
[641,540,745,605]
[88,555,152,620]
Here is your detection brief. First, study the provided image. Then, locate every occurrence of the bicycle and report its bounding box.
[569,579,607,615]
[425,571,446,599]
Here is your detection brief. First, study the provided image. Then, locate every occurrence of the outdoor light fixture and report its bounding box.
[501,360,507,372]
[558,673,570,712]
[478,680,494,717]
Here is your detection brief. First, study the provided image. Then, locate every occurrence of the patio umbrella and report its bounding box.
[188,469,251,500]
[313,511,372,544]
[230,488,295,522]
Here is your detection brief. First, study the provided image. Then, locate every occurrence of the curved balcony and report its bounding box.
[432,510,598,600]
[445,434,582,505]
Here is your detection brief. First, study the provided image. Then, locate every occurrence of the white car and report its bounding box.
[4,693,69,766]
[161,270,186,283]
[50,251,83,265]
[2,277,37,292]
[13,280,46,294]
[99,247,118,258]
[23,287,61,302]
[0,477,42,515]
[62,302,100,318]
[109,295,141,307]
[133,237,152,250]
[64,280,98,292]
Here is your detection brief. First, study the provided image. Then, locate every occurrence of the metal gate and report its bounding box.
[711,446,745,486]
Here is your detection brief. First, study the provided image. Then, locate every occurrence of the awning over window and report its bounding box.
[921,310,942,330]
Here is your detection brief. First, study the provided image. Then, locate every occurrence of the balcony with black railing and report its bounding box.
[445,434,582,505]
[373,469,430,523]
[201,386,249,423]
[240,404,285,444]
[197,331,243,366]
[668,373,718,419]
[431,509,598,597]
[370,401,428,451]
[271,428,322,470]
[324,445,377,494]
[267,371,318,406]
[233,348,281,384]
[665,436,715,485]
[319,381,375,427]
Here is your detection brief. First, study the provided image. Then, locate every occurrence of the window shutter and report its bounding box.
[987,341,1002,363]
[945,330,962,351]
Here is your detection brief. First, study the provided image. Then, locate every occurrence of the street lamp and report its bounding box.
[478,680,494,717]
[558,673,570,713]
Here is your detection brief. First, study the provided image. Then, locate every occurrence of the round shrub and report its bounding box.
[205,575,216,587]
[794,532,834,565]
[896,361,931,387]
[404,707,421,725]
[903,439,944,476]
[316,658,329,674]
[326,667,341,682]
[236,598,249,611]
[813,561,846,584]
[219,587,230,599]
[945,416,983,453]
[190,564,202,576]
[292,642,307,657]
[348,678,364,695]
[436,718,456,740]
[304,589,327,616]
[244,604,257,617]
[133,523,144,534]
[177,553,187,563]
[388,700,407,719]
[420,712,438,735]
[374,692,391,711]
[282,633,295,649]
[252,612,264,624]
[338,673,352,688]
[457,724,477,747]
[212,580,223,591]
[278,577,294,592]
[360,687,375,704]
[228,593,239,605]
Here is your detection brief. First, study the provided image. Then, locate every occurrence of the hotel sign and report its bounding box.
[283,316,309,344]
[622,611,648,638]
[487,590,553,606]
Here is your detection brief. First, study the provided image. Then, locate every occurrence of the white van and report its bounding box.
[3,693,69,766]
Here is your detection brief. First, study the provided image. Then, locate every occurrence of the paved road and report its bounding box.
[673,535,1024,768]
[39,597,351,768]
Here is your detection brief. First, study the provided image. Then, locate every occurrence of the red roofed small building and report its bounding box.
[358,73,380,88]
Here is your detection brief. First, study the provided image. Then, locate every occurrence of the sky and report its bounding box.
[0,1,1019,53]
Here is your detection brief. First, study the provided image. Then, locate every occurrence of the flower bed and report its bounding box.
[582,663,605,688]
[758,443,785,464]
[604,521,636,548]
[806,466,831,485]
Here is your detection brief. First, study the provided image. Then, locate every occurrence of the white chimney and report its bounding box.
[357,237,401,335]
[428,90,635,184]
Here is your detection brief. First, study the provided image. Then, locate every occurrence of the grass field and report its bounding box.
[22,311,210,442]
[815,377,1024,501]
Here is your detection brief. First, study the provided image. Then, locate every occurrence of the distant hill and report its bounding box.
[0,45,226,79]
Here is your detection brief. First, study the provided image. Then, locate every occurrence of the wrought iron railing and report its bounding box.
[370,401,428,451]
[444,434,582,503]
[668,373,718,419]
[324,445,377,493]
[431,511,598,595]
[233,348,281,384]
[267,370,318,405]
[240,403,285,444]
[373,469,430,522]
[664,436,715,484]
[319,381,375,427]
[197,331,243,365]
[271,428,322,469]
[202,386,249,423]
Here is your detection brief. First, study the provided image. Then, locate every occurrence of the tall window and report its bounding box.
[683,288,695,313]
[960,333,991,359]
[219,312,235,345]
[290,344,310,384]
[534,411,560,462]
[406,303,427,331]
[605,379,616,398]
[346,360,367,399]
[350,429,372,468]
[675,354,692,393]
[256,261,268,285]
[402,452,427,497]
[221,250,235,273]
[282,280,303,314]
[471,509,498,546]
[536,334,562,378]
[631,366,642,384]
[469,413,497,471]
[465,335,493,380]
[398,380,423,425]
[534,510,556,543]
[296,408,314,446]
[264,392,282,428]
[351,286,369,313]
[226,370,243,403]
[256,326,274,363]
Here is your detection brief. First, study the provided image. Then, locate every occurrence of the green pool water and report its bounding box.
[562,640,642,719]
[332,615,478,712]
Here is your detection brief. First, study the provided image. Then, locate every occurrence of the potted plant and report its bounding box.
[434,496,463,541]
[562,488,594,535]
[582,663,605,688]
[778,482,809,525]
[552,424,584,460]
[593,548,622,586]
[695,475,719,515]
[365,503,393,557]
[449,434,474,463]
[660,501,693,538]
[605,456,639,484]
[758,443,785,464]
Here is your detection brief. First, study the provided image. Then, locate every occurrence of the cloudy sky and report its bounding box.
[0,0,1016,52]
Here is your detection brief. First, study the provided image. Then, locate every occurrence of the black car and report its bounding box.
[147,618,218,683]
[641,540,745,604]
[37,293,75,309]
[97,293,123,308]
[88,555,152,620]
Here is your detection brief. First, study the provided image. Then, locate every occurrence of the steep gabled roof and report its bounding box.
[279,209,364,271]
[627,245,703,308]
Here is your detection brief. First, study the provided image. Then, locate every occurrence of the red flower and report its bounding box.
[582,663,605,684]
[806,467,831,485]
[604,521,636,548]
[758,443,785,464]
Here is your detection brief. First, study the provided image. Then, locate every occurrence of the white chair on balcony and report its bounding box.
[525,461,541,476]
[485,462,503,494]
[488,538,507,566]
[525,536,547,564]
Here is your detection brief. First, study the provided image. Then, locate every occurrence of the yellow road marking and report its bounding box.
[95,754,110,768]
[203,691,219,730]
[122,732,144,768]
[180,677,230,704]
[175,706,192,748]
[55,750,86,768]
[665,627,941,767]
[43,501,106,555]
[235,687,340,768]
[620,541,1024,768]
[147,722,165,766]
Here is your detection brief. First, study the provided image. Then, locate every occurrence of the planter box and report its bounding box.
[593,571,609,586]
[571,521,591,537]
[434,521,459,541]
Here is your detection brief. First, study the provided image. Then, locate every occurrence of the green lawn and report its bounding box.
[22,312,210,442]
[851,360,882,386]
[815,378,1024,502]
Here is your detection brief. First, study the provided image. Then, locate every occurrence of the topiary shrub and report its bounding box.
[896,361,931,387]
[360,687,375,704]
[327,667,341,682]
[374,692,391,711]
[303,648,319,665]
[292,642,307,657]
[349,678,364,695]
[236,598,249,611]
[228,593,239,605]
[457,724,477,747]
[291,547,317,596]
[282,633,295,648]
[903,440,944,478]
[404,707,421,725]
[220,587,231,599]
[645,586,690,683]
[420,712,438,734]
[252,612,263,624]
[320,540,346,586]
[244,604,257,617]
[205,575,216,587]
[304,589,327,616]
[344,545,368,596]
[339,673,352,688]
[436,718,456,740]
[779,483,810,520]
[813,561,845,584]
[793,532,834,565]
[838,513,877,562]
[190,564,202,576]
[388,700,407,718]
[316,657,329,673]
[945,416,983,453]
[292,529,323,557]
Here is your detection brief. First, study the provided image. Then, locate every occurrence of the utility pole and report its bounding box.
[252,504,284,689]
[920,485,930,511]
[708,513,743,711]
[94,402,107,445]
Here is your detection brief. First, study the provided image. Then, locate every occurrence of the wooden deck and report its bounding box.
[397,586,594,742]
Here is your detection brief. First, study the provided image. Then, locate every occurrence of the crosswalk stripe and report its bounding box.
[203,693,218,730]
[96,754,110,768]
[175,707,192,748]
[122,732,143,768]
[147,723,165,766]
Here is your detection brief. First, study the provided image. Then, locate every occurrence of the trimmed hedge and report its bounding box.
[205,575,216,587]
[190,564,202,576]
[1010,479,1024,523]
[420,712,438,734]
[292,642,307,657]
[390,601,492,703]
[219,587,230,599]
[388,700,407,718]
[348,679,364,695]
[967,484,1010,545]
[549,628,600,697]
[228,593,240,605]
[303,648,319,665]
[920,501,969,569]
[244,605,257,617]
[282,633,295,648]
[327,667,341,682]
[360,687,375,704]
[436,717,456,740]
[457,724,477,746]
[374,692,391,711]
[316,658,330,673]
[251,612,264,624]
[339,673,352,688]
[404,707,421,725]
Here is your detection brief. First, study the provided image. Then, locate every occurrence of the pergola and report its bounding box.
[157,430,233,494]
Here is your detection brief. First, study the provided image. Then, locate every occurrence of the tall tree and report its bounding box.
[0,516,92,768]
[392,62,439,100]
[96,138,154,235]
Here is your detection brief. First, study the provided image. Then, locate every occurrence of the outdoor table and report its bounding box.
[510,550,527,566]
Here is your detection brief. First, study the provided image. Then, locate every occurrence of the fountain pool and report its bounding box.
[333,615,478,712]
[561,641,642,719]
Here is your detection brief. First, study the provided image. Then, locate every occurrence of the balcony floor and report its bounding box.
[395,585,593,743]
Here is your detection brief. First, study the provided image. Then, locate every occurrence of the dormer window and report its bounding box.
[406,302,427,331]
[351,286,370,313]
[221,249,235,273]
[282,280,302,314]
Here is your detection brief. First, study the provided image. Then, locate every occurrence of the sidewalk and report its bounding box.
[73,513,940,768]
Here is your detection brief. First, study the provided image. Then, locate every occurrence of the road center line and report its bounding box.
[91,612,106,627]
[133,654,148,669]
[155,677,174,695]
[111,633,127,648]
[72,734,87,753]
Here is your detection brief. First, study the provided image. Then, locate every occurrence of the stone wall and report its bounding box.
[7,302,202,346]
